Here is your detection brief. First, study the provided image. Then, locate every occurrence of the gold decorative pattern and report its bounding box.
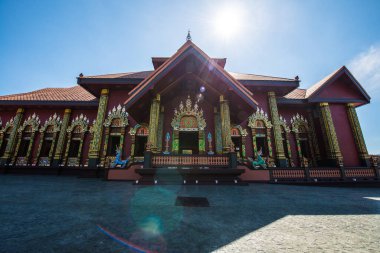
[36,113,62,166]
[171,95,206,131]
[1,108,24,163]
[63,113,90,166]
[231,125,248,158]
[346,103,369,160]
[129,123,149,158]
[89,88,109,161]
[268,92,286,162]
[318,102,342,165]
[219,96,232,152]
[13,113,40,165]
[148,94,161,152]
[101,104,129,165]
[54,109,71,162]
[248,107,273,158]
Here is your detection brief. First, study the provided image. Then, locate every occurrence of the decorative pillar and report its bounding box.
[319,102,343,166]
[147,94,160,152]
[88,88,109,167]
[307,109,320,165]
[53,109,71,166]
[214,107,223,154]
[346,103,370,167]
[198,130,206,154]
[268,92,287,167]
[172,130,179,154]
[220,95,232,153]
[0,108,24,165]
[157,106,164,152]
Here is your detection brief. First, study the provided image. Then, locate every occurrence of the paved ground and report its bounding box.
[0,175,379,253]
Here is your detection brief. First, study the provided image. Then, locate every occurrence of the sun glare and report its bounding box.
[213,5,244,40]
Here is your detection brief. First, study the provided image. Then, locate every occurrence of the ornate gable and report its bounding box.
[68,114,90,133]
[248,107,272,128]
[171,95,206,131]
[19,113,40,133]
[40,113,62,133]
[104,104,129,127]
[290,113,308,133]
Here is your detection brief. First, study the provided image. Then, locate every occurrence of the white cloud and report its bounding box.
[348,44,380,97]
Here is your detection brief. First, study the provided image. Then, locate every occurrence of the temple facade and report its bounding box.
[0,40,374,178]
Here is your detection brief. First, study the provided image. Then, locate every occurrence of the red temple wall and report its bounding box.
[329,103,360,166]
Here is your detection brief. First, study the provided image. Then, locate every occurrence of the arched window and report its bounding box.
[291,114,313,167]
[129,124,149,158]
[278,115,292,167]
[102,105,129,167]
[36,114,61,166]
[0,118,14,158]
[230,125,248,158]
[248,108,273,159]
[63,114,89,166]
[13,114,40,165]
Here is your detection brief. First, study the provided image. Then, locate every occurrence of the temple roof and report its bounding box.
[283,88,307,99]
[124,40,258,109]
[81,70,296,83]
[0,86,97,105]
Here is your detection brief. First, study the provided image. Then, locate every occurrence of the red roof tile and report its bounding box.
[83,71,153,79]
[284,88,306,99]
[0,86,96,102]
[229,72,296,82]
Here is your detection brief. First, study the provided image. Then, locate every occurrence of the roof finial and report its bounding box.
[186,29,192,41]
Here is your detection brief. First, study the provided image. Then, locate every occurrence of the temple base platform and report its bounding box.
[134,168,246,185]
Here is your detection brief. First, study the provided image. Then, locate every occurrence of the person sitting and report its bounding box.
[248,147,267,169]
[111,145,130,168]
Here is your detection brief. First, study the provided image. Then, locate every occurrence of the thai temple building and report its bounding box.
[0,37,376,183]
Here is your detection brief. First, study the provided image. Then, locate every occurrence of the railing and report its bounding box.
[151,154,230,168]
[270,167,379,182]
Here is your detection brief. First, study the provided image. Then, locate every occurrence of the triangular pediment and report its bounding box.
[125,41,257,109]
[307,66,370,105]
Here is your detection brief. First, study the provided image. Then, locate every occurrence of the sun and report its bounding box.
[213,5,244,40]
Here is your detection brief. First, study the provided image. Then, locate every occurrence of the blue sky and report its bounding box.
[0,0,379,153]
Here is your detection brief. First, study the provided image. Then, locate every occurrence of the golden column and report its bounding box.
[268,92,287,167]
[53,109,71,166]
[88,89,109,167]
[0,108,24,165]
[307,109,320,165]
[319,102,343,166]
[147,94,161,152]
[220,95,232,152]
[346,103,370,166]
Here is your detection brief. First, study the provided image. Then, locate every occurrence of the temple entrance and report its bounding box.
[179,131,199,154]
[135,136,147,157]
[231,136,242,157]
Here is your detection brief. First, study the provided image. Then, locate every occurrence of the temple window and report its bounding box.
[0,126,12,157]
[13,114,40,166]
[278,115,292,167]
[248,108,273,159]
[230,125,248,158]
[291,114,313,167]
[36,114,62,166]
[102,105,129,167]
[63,114,89,166]
[129,124,149,158]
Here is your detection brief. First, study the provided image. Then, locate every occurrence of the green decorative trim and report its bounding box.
[89,89,109,160]
[307,109,320,164]
[347,103,368,159]
[214,111,223,154]
[129,123,149,158]
[54,109,71,161]
[2,108,24,162]
[268,92,286,160]
[319,103,342,165]
[231,125,248,158]
[148,94,160,152]
[220,96,232,152]
[199,131,206,154]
